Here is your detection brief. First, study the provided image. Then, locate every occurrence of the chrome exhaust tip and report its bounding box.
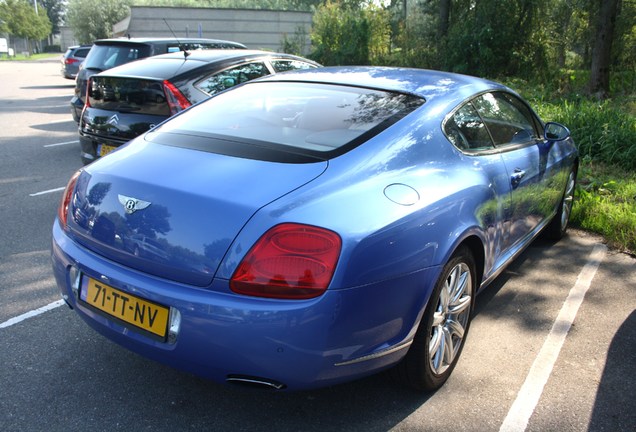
[226,375,286,390]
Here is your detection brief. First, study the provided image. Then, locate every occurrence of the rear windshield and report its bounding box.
[88,77,170,116]
[155,82,424,159]
[83,44,152,71]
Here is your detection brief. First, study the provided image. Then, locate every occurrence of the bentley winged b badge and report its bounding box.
[118,194,151,214]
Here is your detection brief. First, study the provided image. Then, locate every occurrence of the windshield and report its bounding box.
[83,44,152,71]
[156,82,425,156]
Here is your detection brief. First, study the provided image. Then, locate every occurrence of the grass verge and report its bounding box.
[572,159,636,255]
[0,53,59,61]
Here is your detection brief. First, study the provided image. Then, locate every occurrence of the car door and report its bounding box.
[472,91,547,251]
[444,101,511,274]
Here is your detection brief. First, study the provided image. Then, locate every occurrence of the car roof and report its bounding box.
[96,50,318,81]
[67,44,91,50]
[254,66,509,107]
[154,49,313,62]
[93,37,246,48]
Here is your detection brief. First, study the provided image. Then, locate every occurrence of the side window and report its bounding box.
[444,103,494,151]
[473,92,539,146]
[125,48,141,61]
[76,48,90,58]
[102,47,120,68]
[270,59,315,73]
[195,62,271,96]
[104,48,141,68]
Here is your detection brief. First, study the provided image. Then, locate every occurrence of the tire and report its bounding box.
[545,167,576,240]
[392,246,476,391]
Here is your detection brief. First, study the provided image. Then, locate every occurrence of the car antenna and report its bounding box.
[163,18,189,58]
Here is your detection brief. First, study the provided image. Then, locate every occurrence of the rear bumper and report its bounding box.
[79,130,127,165]
[70,96,83,123]
[78,131,97,165]
[61,70,77,80]
[51,220,437,390]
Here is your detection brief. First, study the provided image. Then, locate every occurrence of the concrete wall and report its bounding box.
[113,7,313,54]
[59,26,81,51]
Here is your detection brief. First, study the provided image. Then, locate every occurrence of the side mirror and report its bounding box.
[544,122,570,141]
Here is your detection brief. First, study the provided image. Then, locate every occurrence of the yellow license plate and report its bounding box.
[99,144,117,157]
[80,277,169,338]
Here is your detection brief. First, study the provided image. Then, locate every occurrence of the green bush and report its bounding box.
[539,99,636,171]
[44,45,61,53]
[504,75,636,172]
[310,1,390,66]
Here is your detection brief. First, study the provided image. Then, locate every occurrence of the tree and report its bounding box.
[280,25,309,55]
[311,1,364,65]
[438,0,450,39]
[0,0,52,49]
[588,0,620,98]
[613,1,636,80]
[311,0,390,66]
[437,0,551,78]
[66,0,130,44]
[41,0,65,34]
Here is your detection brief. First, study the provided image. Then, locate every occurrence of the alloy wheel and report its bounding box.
[429,262,472,375]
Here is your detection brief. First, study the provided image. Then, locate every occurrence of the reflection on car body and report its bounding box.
[125,235,169,261]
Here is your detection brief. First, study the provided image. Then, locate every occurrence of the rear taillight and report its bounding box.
[65,58,79,65]
[84,77,92,107]
[58,171,81,229]
[230,223,341,300]
[163,80,191,115]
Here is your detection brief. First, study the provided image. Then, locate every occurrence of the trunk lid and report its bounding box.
[67,141,327,286]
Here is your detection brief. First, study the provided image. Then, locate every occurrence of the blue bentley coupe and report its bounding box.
[52,67,578,391]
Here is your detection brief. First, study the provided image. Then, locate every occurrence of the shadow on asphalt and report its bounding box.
[589,310,636,431]
[21,84,75,90]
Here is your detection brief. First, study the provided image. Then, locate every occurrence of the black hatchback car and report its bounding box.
[70,37,247,122]
[79,49,319,164]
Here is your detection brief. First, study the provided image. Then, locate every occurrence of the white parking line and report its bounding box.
[499,243,607,432]
[29,187,65,197]
[0,300,65,329]
[43,140,78,147]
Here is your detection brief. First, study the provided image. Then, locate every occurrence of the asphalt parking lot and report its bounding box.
[0,58,634,432]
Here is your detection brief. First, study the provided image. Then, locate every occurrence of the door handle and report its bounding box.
[511,169,526,188]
